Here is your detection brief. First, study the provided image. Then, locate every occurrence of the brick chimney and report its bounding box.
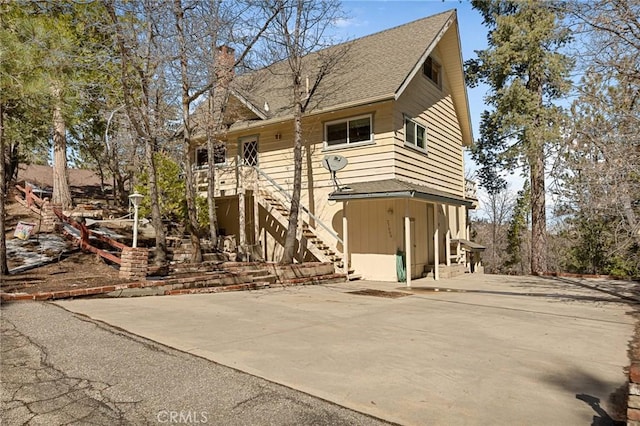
[216,45,235,87]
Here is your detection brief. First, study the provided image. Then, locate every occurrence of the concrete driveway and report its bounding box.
[57,274,635,425]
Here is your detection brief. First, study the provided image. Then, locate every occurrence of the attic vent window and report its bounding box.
[324,114,373,149]
[423,56,441,88]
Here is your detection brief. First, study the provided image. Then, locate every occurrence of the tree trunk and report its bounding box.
[206,130,218,243]
[146,140,167,265]
[530,142,547,275]
[184,143,202,263]
[174,0,202,263]
[0,103,8,275]
[281,100,303,264]
[52,85,72,210]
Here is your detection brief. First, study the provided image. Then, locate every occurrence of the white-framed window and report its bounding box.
[404,116,427,151]
[240,136,258,166]
[423,56,441,88]
[324,114,373,148]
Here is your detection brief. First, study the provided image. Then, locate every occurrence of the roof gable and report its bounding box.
[233,10,457,118]
[222,9,473,146]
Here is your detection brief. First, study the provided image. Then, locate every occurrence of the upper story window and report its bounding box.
[324,114,373,148]
[423,56,441,88]
[196,143,227,168]
[404,116,427,152]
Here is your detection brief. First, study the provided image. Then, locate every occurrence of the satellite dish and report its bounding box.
[321,155,348,172]
[322,155,348,191]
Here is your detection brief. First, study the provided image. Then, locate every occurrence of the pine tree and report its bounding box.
[466,0,573,274]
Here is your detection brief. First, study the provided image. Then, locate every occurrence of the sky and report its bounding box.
[332,1,528,210]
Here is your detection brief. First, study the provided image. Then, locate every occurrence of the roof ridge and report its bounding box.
[240,9,456,74]
[338,9,455,46]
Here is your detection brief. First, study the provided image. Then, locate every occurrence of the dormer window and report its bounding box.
[423,56,441,88]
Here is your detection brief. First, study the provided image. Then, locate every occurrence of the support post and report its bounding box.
[434,203,439,281]
[253,191,260,259]
[238,190,246,256]
[405,215,412,288]
[445,205,451,267]
[342,202,349,275]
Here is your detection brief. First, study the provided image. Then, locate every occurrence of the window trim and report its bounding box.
[195,145,228,168]
[403,115,428,154]
[323,114,374,150]
[239,135,259,166]
[423,56,442,89]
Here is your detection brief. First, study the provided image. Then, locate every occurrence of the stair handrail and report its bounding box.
[253,165,343,245]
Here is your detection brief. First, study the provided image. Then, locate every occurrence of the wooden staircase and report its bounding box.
[257,189,360,280]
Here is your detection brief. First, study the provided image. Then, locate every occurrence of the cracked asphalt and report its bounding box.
[1,302,390,425]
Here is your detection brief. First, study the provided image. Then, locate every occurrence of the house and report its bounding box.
[192,9,483,282]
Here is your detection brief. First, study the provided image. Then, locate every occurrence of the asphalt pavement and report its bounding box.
[1,302,390,425]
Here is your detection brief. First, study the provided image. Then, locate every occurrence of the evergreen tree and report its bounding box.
[466,0,573,275]
[506,182,531,274]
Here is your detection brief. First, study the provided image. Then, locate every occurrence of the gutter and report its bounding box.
[329,190,473,207]
[226,93,395,133]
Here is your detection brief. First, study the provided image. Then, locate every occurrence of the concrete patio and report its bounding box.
[56,273,636,425]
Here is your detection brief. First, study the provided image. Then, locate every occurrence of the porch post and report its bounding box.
[445,205,451,266]
[238,190,246,256]
[405,215,412,287]
[342,202,349,275]
[433,203,439,281]
[456,206,461,264]
[253,192,260,258]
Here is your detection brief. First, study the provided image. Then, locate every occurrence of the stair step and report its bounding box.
[252,274,277,284]
[347,273,362,281]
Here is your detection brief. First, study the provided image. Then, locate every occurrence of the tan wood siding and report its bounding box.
[394,46,465,197]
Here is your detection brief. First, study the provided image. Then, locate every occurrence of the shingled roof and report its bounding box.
[230,9,464,125]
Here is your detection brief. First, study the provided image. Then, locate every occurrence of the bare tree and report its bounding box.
[172,0,280,262]
[476,187,515,273]
[104,0,173,264]
[557,0,640,275]
[259,0,347,264]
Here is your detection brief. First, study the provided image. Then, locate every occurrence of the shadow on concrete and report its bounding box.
[576,392,626,426]
[540,275,640,305]
[541,365,627,425]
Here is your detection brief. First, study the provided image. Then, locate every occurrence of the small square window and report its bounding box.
[404,116,427,152]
